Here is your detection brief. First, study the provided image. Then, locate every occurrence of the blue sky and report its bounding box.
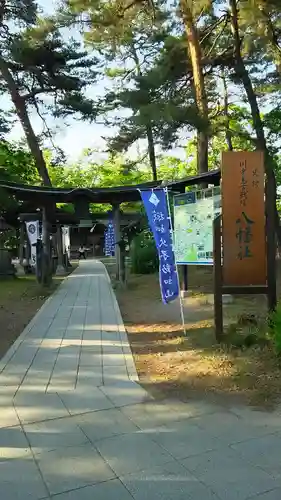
[7,0,119,162]
[5,0,188,164]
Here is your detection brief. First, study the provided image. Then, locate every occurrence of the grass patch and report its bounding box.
[114,264,281,410]
[0,266,76,359]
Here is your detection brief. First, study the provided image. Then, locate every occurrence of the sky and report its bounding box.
[4,0,189,164]
[6,0,126,162]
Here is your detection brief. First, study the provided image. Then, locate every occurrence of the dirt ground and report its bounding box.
[0,269,74,360]
[114,265,281,410]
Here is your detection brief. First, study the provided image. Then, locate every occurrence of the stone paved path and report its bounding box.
[1,260,281,499]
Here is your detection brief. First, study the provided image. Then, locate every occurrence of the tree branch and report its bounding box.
[118,0,155,18]
[21,87,57,100]
[0,0,6,25]
[205,17,228,59]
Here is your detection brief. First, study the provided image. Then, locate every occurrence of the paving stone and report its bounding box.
[76,366,103,388]
[53,478,133,500]
[96,431,173,476]
[102,344,124,354]
[102,332,121,342]
[19,369,52,393]
[0,425,31,458]
[36,443,116,495]
[151,418,221,460]
[193,409,273,445]
[102,353,128,366]
[24,416,89,453]
[0,365,29,388]
[102,365,129,386]
[231,433,281,481]
[0,395,20,428]
[249,489,281,500]
[79,351,102,367]
[181,448,277,500]
[75,407,139,443]
[47,377,76,393]
[121,459,219,500]
[121,399,217,430]
[100,380,150,407]
[230,406,281,434]
[58,386,114,415]
[80,331,102,349]
[0,453,48,500]
[14,393,69,424]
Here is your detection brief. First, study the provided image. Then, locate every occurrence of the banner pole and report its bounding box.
[165,188,187,336]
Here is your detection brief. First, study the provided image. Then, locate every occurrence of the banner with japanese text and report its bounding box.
[25,220,39,267]
[140,189,179,304]
[104,220,115,257]
[62,226,70,258]
[221,151,266,286]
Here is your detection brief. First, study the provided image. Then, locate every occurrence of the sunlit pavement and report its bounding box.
[0,260,281,499]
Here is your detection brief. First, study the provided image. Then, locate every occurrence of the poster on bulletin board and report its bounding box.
[173,186,221,265]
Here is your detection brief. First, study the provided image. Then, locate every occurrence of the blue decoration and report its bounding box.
[140,188,179,304]
[104,220,115,256]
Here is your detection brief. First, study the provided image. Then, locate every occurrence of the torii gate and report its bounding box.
[0,169,221,284]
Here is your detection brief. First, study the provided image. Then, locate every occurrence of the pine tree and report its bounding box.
[0,1,98,185]
[64,0,169,180]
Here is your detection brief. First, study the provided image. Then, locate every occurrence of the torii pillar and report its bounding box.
[112,204,125,282]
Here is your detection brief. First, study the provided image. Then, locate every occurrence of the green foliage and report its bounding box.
[0,140,39,213]
[130,231,158,275]
[270,303,281,356]
[0,141,38,184]
[49,152,150,188]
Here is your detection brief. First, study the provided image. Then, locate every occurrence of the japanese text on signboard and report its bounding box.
[236,160,261,261]
[221,151,266,286]
[104,221,115,257]
[140,189,179,304]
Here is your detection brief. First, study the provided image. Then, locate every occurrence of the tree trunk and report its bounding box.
[146,124,157,181]
[229,0,277,187]
[229,0,266,153]
[229,0,277,309]
[180,0,209,174]
[0,57,53,284]
[0,57,51,186]
[222,70,233,151]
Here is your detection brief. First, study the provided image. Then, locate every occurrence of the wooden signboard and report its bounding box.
[221,151,266,286]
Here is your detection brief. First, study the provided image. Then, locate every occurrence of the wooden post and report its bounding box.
[26,235,31,264]
[119,239,126,284]
[213,215,223,342]
[266,176,277,312]
[19,222,25,266]
[182,265,188,292]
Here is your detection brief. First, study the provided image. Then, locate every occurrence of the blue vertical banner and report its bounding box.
[140,189,179,304]
[104,220,115,257]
